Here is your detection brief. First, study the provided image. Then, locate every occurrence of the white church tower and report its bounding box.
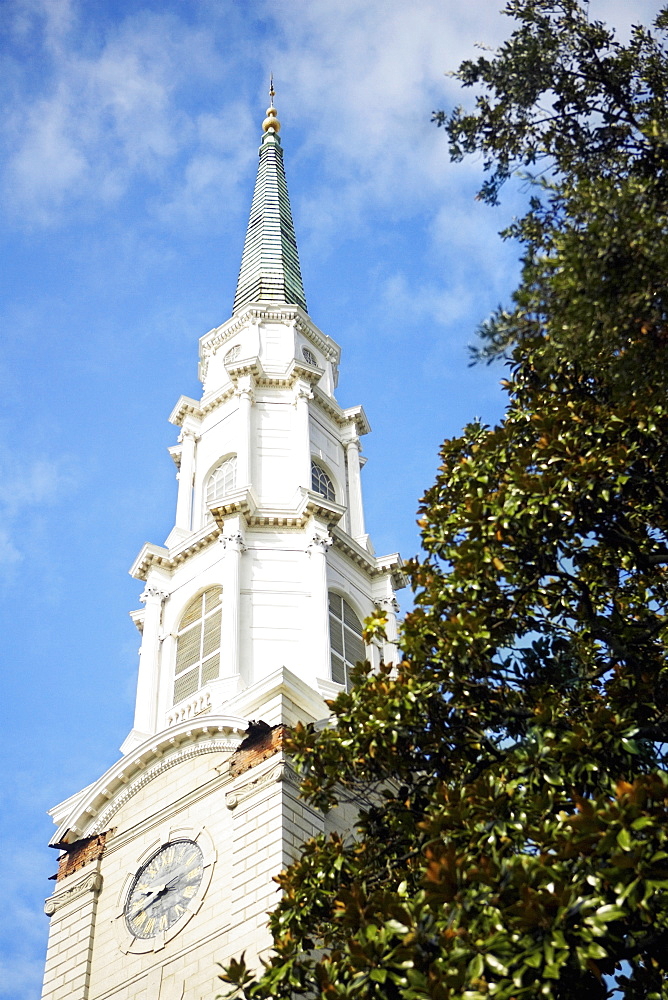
[40,90,404,1000]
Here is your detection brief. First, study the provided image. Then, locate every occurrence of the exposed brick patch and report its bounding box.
[230,722,289,778]
[54,832,109,881]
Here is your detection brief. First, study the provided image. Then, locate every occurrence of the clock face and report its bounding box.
[124,839,204,939]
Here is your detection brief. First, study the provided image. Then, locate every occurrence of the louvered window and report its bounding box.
[328,592,365,691]
[207,456,237,503]
[173,587,222,705]
[311,461,335,502]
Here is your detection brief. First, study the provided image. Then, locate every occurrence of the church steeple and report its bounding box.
[233,82,307,314]
[40,93,405,1000]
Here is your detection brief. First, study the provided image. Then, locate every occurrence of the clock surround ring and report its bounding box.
[114,825,216,955]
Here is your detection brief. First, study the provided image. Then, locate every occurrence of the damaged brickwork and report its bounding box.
[54,832,109,881]
[229,722,289,778]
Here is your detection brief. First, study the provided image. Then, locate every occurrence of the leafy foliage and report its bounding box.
[220,3,668,998]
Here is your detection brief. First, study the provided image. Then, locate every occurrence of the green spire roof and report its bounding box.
[233,101,307,314]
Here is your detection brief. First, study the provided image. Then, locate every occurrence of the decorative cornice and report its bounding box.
[208,487,253,526]
[129,608,145,634]
[296,316,339,363]
[330,526,406,582]
[91,738,237,835]
[200,385,236,416]
[198,305,339,382]
[209,487,345,531]
[170,386,240,427]
[130,524,221,581]
[226,359,260,381]
[225,757,300,811]
[169,395,202,427]
[342,404,371,436]
[374,551,408,588]
[50,718,248,846]
[311,388,370,434]
[44,871,102,916]
[131,508,400,584]
[168,445,182,471]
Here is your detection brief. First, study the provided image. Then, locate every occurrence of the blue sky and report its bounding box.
[0,1,661,995]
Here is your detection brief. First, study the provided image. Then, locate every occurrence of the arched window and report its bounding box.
[207,456,237,503]
[302,346,317,366]
[173,586,222,704]
[328,592,365,691]
[311,460,335,502]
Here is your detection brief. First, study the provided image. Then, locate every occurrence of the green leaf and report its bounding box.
[616,828,633,851]
[486,954,509,976]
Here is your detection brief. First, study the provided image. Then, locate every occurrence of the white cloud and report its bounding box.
[0,457,71,513]
[2,8,237,225]
[0,529,22,567]
[264,0,665,250]
[2,0,663,237]
[153,101,257,227]
[0,451,77,572]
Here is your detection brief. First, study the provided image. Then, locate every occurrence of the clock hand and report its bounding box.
[129,894,156,919]
[129,883,169,918]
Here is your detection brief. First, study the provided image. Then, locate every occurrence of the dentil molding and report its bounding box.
[90,738,238,835]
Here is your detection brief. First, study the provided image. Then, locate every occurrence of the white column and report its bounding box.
[307,528,332,678]
[235,377,254,489]
[174,428,198,531]
[133,586,167,735]
[222,531,246,682]
[379,595,400,666]
[294,383,313,490]
[345,437,366,540]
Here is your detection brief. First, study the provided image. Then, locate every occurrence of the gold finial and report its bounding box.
[262,73,281,133]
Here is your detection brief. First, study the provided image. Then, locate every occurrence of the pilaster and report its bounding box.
[344,436,366,542]
[294,382,313,490]
[174,425,199,531]
[225,752,324,963]
[378,594,400,666]
[42,863,102,1000]
[132,585,168,737]
[221,524,247,684]
[307,527,333,679]
[234,376,255,489]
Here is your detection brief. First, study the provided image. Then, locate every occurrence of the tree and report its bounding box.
[220,3,668,997]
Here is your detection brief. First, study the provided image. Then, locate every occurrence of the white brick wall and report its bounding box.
[40,739,333,1000]
[42,864,102,1000]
